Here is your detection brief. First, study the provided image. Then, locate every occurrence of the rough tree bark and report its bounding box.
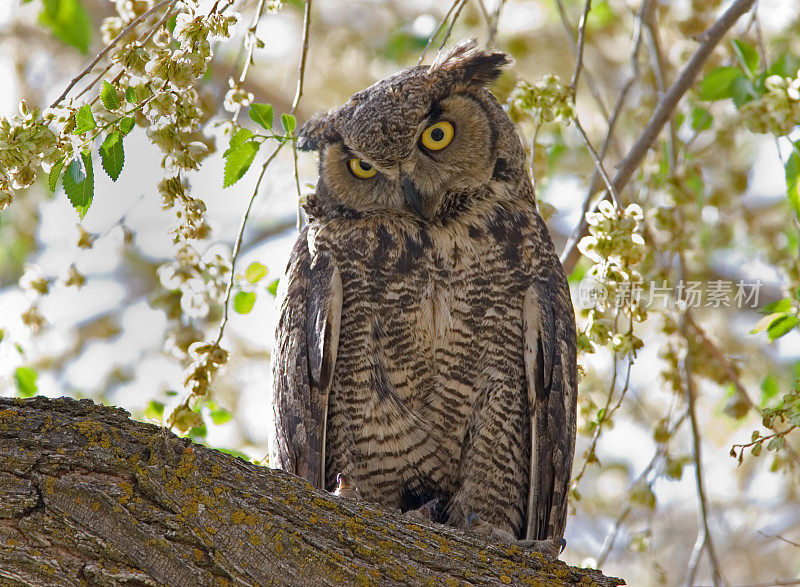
[0,397,623,586]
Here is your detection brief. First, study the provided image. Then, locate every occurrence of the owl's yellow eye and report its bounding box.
[348,158,377,179]
[420,121,454,151]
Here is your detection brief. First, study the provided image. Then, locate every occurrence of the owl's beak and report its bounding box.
[401,177,426,219]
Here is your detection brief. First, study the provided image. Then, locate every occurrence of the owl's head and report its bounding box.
[299,39,527,221]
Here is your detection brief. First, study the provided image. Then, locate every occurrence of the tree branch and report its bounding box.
[0,397,623,586]
[560,0,756,274]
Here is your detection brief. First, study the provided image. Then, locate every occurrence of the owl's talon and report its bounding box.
[332,473,362,500]
[467,513,564,558]
[405,498,440,522]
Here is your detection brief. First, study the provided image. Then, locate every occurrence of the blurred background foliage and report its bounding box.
[1,0,800,584]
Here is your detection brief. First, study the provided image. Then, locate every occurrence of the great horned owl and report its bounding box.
[269,39,577,549]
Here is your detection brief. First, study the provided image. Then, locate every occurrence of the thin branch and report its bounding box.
[758,531,800,549]
[437,0,469,56]
[418,0,463,65]
[560,0,757,275]
[49,0,177,109]
[487,0,506,47]
[569,0,593,99]
[573,117,620,206]
[680,272,725,587]
[553,0,609,121]
[232,0,268,123]
[214,0,313,348]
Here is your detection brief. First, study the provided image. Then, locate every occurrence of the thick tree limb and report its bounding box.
[0,397,623,586]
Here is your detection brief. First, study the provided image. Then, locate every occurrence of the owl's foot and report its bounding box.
[466,513,566,558]
[405,498,440,522]
[332,473,362,500]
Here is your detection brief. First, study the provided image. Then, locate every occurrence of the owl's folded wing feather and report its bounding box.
[270,229,342,489]
[522,265,578,541]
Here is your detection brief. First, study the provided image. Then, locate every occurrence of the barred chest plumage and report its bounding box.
[314,200,537,523]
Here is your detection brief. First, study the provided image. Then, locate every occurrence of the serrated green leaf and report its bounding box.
[210,408,233,425]
[100,80,120,110]
[125,86,138,104]
[99,132,124,181]
[767,314,799,340]
[698,66,745,101]
[145,400,165,420]
[281,113,296,135]
[267,278,280,297]
[225,128,254,156]
[48,156,66,192]
[39,0,92,54]
[249,103,273,130]
[690,107,713,131]
[14,366,38,398]
[74,104,96,134]
[119,116,135,135]
[760,298,792,314]
[63,150,94,219]
[732,39,759,75]
[223,140,259,188]
[244,261,268,284]
[233,291,256,314]
[786,149,800,220]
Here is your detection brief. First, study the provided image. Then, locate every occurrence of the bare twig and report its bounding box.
[232,0,268,123]
[679,265,725,587]
[560,0,757,275]
[49,0,177,109]
[758,531,800,549]
[569,0,593,99]
[573,117,620,206]
[553,0,609,121]
[487,0,506,47]
[418,0,463,65]
[437,0,469,56]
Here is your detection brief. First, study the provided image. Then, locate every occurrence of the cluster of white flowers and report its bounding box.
[157,244,231,320]
[740,71,800,135]
[578,200,647,356]
[509,74,575,124]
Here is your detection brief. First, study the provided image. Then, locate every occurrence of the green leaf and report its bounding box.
[732,39,759,75]
[267,278,280,297]
[125,86,138,104]
[690,107,713,131]
[99,132,124,181]
[281,113,296,135]
[48,156,66,192]
[730,76,757,107]
[145,400,165,420]
[786,149,800,220]
[244,261,268,283]
[768,315,799,340]
[760,375,779,406]
[14,366,38,398]
[234,291,256,314]
[210,408,233,425]
[100,80,120,110]
[698,66,745,101]
[118,116,135,135]
[63,150,94,219]
[223,141,259,188]
[225,128,254,156]
[760,298,792,314]
[74,104,96,134]
[249,103,273,130]
[752,312,783,334]
[38,0,92,54]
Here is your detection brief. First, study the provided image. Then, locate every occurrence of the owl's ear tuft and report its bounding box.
[297,112,331,151]
[430,38,511,88]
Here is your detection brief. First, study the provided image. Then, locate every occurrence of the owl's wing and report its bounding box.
[522,264,578,541]
[270,228,342,490]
